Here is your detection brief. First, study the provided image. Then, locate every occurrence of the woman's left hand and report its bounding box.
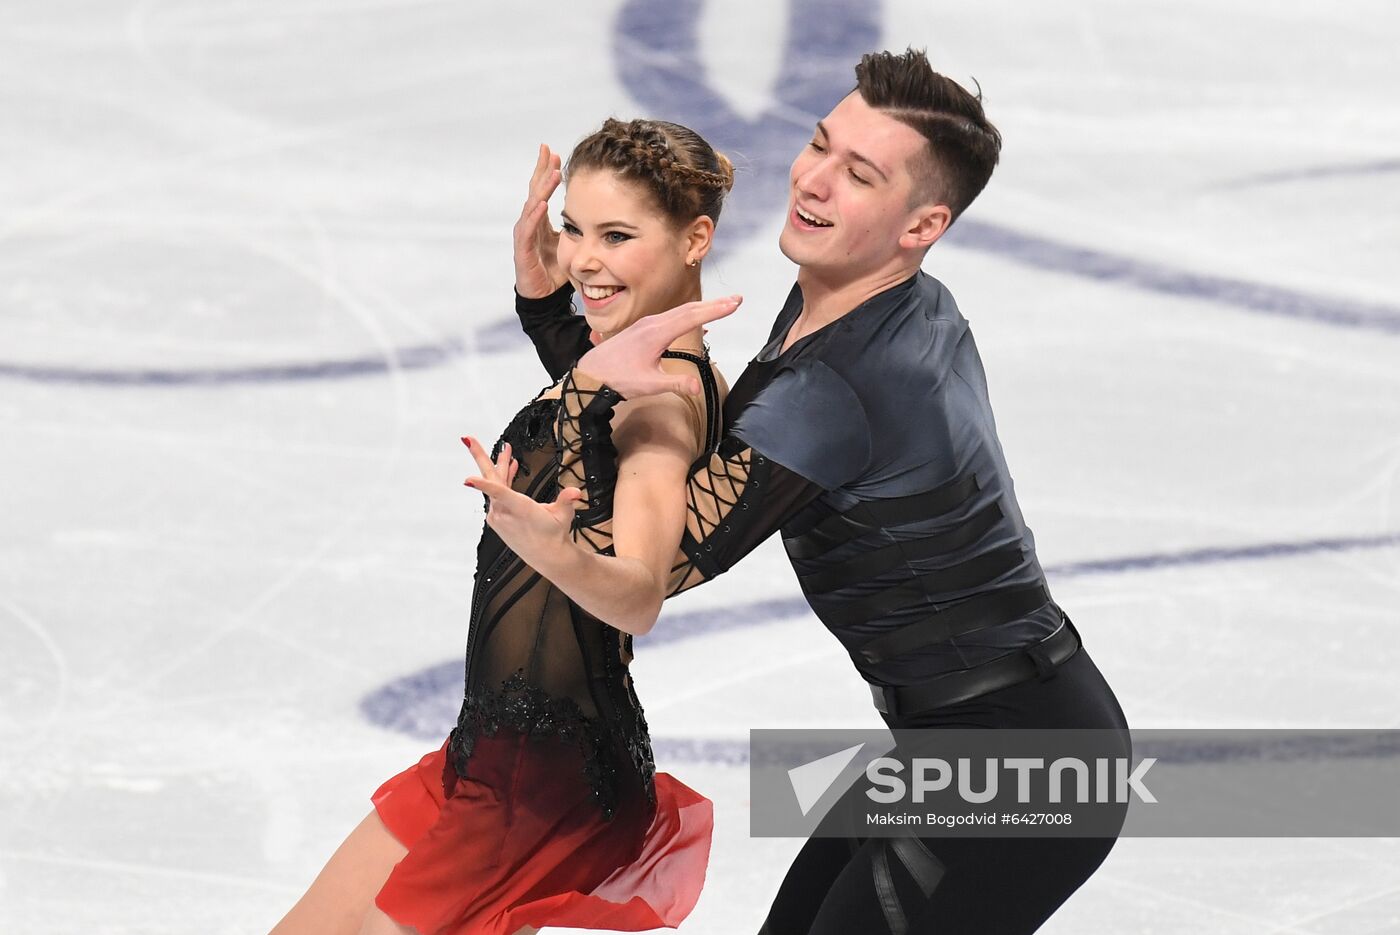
[513,144,567,299]
[462,436,583,564]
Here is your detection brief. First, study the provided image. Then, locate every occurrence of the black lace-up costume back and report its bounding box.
[446,342,722,821]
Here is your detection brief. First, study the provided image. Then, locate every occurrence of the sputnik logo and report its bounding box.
[787,743,866,816]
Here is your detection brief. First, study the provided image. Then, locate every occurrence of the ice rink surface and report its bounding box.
[3,0,1400,931]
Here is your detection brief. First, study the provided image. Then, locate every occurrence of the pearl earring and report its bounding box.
[688,258,699,268]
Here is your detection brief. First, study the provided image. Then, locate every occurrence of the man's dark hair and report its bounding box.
[854,48,1002,220]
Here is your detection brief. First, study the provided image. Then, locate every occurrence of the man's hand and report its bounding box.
[513,144,568,299]
[462,436,583,567]
[576,295,742,398]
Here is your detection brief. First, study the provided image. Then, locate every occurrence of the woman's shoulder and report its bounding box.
[659,352,727,415]
[612,355,725,456]
[658,352,727,393]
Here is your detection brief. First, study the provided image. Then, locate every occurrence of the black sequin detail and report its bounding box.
[491,393,559,478]
[447,670,656,820]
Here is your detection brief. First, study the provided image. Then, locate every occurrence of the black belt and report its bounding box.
[868,617,1081,717]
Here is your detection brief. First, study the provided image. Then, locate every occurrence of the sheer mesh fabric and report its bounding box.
[553,371,625,557]
[449,351,721,820]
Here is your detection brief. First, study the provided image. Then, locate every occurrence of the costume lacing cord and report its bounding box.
[554,347,767,596]
[554,363,825,598]
[674,437,764,589]
[554,368,626,557]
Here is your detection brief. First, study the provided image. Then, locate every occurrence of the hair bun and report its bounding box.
[714,152,736,193]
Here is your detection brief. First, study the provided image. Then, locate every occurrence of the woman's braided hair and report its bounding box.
[565,118,735,227]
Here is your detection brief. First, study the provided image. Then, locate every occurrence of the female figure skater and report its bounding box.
[270,118,737,935]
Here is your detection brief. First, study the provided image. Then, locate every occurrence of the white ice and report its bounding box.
[2,1,1400,933]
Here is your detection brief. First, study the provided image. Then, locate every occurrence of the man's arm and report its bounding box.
[669,435,829,593]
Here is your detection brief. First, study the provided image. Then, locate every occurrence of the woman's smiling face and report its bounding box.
[557,169,696,341]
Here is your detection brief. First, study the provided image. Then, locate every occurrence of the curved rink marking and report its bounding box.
[7,1,1400,387]
[360,529,1400,764]
[0,337,464,386]
[1212,156,1400,189]
[345,2,1400,762]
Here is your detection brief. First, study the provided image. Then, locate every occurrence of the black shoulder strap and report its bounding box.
[660,349,721,454]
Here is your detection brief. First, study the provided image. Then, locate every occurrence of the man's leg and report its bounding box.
[786,833,1117,935]
[757,731,1122,933]
[757,836,860,934]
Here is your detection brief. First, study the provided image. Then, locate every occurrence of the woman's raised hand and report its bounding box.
[462,436,583,563]
[513,144,568,299]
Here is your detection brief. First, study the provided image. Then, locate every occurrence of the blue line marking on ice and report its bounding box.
[359,529,1400,747]
[1048,531,1400,576]
[9,2,1399,386]
[604,0,1400,334]
[0,338,463,386]
[1214,156,1400,189]
[943,219,1400,334]
[613,0,881,255]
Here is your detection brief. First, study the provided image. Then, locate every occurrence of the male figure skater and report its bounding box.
[488,49,1129,934]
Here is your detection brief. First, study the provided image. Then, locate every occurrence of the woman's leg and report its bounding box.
[355,908,537,935]
[269,810,408,935]
[355,906,416,935]
[271,807,540,935]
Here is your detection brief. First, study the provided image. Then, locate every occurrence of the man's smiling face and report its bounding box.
[778,91,939,281]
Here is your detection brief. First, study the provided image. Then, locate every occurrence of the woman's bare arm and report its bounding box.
[464,368,701,635]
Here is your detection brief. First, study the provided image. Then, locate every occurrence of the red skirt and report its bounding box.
[371,731,713,935]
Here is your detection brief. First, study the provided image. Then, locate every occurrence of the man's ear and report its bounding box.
[900,202,953,251]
